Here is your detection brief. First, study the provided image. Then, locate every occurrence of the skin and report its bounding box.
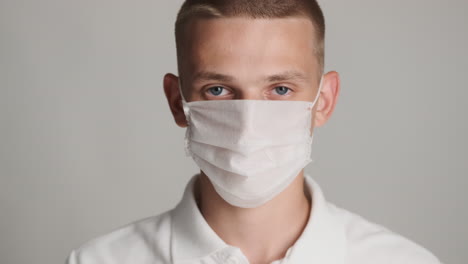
[163,17,340,264]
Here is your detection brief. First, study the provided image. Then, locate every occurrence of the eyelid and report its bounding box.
[202,84,296,97]
[204,85,232,96]
[272,84,294,93]
[269,84,300,99]
[203,84,228,90]
[272,83,295,89]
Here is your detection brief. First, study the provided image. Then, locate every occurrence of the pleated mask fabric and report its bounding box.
[179,76,323,208]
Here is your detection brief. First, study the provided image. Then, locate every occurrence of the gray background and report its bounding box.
[1,0,466,263]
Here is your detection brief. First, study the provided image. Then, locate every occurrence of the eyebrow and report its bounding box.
[192,71,234,82]
[192,70,309,83]
[266,70,309,82]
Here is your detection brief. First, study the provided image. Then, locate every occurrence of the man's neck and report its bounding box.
[195,170,311,264]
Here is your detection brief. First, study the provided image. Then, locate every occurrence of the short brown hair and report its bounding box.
[175,0,326,80]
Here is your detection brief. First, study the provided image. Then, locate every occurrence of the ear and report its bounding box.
[314,71,340,127]
[163,73,188,128]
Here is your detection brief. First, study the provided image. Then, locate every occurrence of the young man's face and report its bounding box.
[164,17,339,129]
[183,17,320,101]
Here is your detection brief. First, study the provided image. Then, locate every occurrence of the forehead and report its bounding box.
[182,17,318,78]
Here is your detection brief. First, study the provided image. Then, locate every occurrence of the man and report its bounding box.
[66,0,442,263]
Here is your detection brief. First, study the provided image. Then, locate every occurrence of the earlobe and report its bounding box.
[163,73,188,128]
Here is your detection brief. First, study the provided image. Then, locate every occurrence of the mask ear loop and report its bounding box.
[311,75,324,107]
[306,75,324,164]
[178,79,190,113]
[178,79,193,157]
[307,75,324,127]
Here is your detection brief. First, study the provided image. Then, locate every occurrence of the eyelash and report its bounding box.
[205,86,293,96]
[273,86,292,95]
[206,86,228,96]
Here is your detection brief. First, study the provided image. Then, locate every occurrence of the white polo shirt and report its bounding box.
[65,173,442,264]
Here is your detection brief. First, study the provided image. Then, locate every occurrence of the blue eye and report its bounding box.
[208,86,224,96]
[274,86,290,95]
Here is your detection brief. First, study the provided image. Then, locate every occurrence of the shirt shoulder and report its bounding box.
[327,203,442,264]
[65,209,173,264]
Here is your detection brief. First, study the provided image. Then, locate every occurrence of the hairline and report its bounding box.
[175,10,325,88]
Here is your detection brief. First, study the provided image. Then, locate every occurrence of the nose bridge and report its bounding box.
[236,101,263,145]
[238,101,254,131]
[236,86,266,100]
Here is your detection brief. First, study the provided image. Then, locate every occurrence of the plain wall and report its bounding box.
[1,0,466,263]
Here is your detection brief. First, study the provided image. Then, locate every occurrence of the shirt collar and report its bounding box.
[287,173,347,263]
[170,172,346,264]
[171,174,227,263]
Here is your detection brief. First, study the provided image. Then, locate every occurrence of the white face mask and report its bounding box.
[179,76,323,208]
